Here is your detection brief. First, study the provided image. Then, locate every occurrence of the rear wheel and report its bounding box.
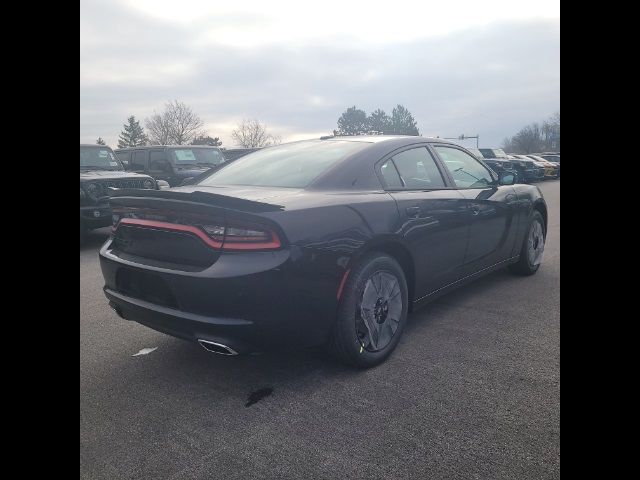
[329,253,408,368]
[509,211,545,276]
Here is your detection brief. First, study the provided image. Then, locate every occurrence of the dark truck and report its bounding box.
[467,147,519,181]
[478,148,542,183]
[80,144,160,242]
[115,145,227,187]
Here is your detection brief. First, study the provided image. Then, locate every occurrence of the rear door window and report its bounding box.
[116,151,131,168]
[149,150,171,172]
[380,160,403,188]
[390,147,446,189]
[131,150,147,172]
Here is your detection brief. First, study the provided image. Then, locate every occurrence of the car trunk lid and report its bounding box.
[108,187,287,270]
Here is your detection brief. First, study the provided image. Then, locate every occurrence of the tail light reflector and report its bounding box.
[114,217,281,251]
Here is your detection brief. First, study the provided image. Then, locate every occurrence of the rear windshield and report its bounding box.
[169,148,226,167]
[197,140,370,188]
[80,146,123,171]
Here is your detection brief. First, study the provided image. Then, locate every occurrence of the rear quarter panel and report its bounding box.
[259,190,402,337]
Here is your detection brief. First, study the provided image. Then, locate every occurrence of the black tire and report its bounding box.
[509,211,545,276]
[329,252,409,368]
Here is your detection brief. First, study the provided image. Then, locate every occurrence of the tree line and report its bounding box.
[96,100,281,149]
[96,102,422,148]
[333,105,420,136]
[502,111,560,153]
[95,103,559,154]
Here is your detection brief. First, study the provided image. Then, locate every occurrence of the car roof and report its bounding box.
[80,144,112,148]
[323,135,457,146]
[114,145,222,151]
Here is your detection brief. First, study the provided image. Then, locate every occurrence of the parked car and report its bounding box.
[538,153,560,177]
[508,154,545,182]
[527,155,560,178]
[479,148,540,183]
[80,144,160,242]
[114,145,227,187]
[533,153,560,165]
[101,136,547,368]
[471,148,520,182]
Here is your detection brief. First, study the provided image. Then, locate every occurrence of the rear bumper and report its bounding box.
[99,239,340,352]
[105,287,257,353]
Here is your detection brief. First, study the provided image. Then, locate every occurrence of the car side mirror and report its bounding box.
[156,180,171,190]
[499,172,515,185]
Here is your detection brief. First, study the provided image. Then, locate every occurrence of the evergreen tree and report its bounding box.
[96,137,106,145]
[118,116,148,148]
[334,106,369,135]
[367,109,391,134]
[390,105,420,135]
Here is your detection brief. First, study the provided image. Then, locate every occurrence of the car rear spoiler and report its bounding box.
[106,187,284,214]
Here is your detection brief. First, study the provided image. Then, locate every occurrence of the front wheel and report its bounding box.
[328,253,409,368]
[509,211,545,276]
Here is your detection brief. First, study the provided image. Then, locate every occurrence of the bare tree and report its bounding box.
[502,111,560,153]
[231,119,281,148]
[145,110,173,145]
[541,111,560,151]
[145,100,205,145]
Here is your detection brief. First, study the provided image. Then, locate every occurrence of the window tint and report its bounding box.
[131,150,147,171]
[391,147,446,189]
[380,160,403,188]
[80,146,123,171]
[115,151,131,167]
[169,148,225,166]
[435,146,494,189]
[199,140,369,188]
[149,150,170,171]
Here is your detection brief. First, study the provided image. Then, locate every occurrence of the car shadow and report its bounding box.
[83,268,523,413]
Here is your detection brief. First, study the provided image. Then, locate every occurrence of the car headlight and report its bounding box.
[85,182,101,200]
[142,179,155,189]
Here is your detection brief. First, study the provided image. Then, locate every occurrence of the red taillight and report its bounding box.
[222,225,281,250]
[118,218,224,249]
[115,217,281,251]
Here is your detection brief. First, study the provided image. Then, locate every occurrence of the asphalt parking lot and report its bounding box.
[80,180,560,480]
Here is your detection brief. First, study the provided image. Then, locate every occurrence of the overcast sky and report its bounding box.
[80,0,559,149]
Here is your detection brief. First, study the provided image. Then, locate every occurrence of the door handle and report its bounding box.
[405,206,421,218]
[471,204,480,215]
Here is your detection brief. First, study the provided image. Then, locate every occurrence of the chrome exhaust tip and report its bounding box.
[197,339,238,356]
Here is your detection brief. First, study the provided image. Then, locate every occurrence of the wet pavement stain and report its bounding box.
[245,387,274,407]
